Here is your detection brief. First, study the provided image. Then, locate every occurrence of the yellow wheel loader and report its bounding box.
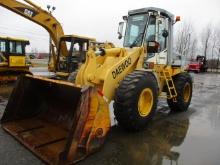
[0,36,31,82]
[1,7,193,164]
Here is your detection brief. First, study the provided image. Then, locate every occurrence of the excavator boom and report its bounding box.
[0,0,67,70]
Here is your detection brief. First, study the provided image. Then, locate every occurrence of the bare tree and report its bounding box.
[215,27,220,72]
[189,37,198,60]
[211,32,217,71]
[201,25,212,59]
[175,21,195,58]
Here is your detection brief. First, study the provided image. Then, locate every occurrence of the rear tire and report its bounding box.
[167,72,192,112]
[114,70,158,131]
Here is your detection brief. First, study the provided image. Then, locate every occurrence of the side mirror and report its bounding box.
[147,41,160,53]
[118,22,124,39]
[162,29,169,38]
[122,16,128,21]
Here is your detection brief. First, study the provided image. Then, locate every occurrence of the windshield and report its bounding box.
[57,39,88,73]
[124,14,148,47]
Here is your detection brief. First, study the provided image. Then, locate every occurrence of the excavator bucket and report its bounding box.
[1,75,111,165]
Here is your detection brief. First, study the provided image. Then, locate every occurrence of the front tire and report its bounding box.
[167,72,193,112]
[114,70,158,131]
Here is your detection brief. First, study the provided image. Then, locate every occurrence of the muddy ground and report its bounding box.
[0,73,220,165]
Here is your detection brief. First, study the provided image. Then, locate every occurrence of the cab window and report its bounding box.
[145,15,156,59]
[0,40,6,52]
[145,15,156,42]
[16,42,23,54]
[157,17,168,51]
[9,41,16,53]
[124,14,148,47]
[9,41,23,54]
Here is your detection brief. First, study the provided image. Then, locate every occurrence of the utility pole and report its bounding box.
[47,5,56,64]
[217,48,220,73]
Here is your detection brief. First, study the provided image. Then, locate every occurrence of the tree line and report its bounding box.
[174,21,220,71]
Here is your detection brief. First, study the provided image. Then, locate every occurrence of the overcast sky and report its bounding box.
[0,0,220,52]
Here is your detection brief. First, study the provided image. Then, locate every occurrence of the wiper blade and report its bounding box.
[130,32,144,48]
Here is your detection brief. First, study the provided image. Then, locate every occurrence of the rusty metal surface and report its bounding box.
[2,118,68,164]
[1,75,111,165]
[1,75,81,164]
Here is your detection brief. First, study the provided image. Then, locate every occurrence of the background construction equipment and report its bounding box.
[0,36,31,82]
[0,0,96,80]
[1,6,193,165]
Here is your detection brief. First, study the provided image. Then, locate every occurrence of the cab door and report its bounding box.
[155,16,169,65]
[8,41,26,67]
[144,15,169,65]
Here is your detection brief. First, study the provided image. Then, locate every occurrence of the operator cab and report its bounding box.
[0,36,30,68]
[55,35,95,80]
[118,7,180,68]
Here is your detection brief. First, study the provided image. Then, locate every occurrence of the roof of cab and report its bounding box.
[62,34,96,42]
[128,7,174,21]
[0,36,29,42]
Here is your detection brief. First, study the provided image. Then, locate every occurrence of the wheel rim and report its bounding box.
[138,88,153,117]
[183,83,191,103]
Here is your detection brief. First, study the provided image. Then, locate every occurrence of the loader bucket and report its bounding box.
[1,75,111,165]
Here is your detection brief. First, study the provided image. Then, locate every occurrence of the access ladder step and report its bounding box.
[160,69,177,100]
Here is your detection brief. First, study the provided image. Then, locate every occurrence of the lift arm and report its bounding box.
[0,0,68,70]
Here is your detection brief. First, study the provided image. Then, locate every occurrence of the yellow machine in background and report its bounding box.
[1,7,192,165]
[0,0,115,81]
[0,36,31,81]
[0,0,97,80]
